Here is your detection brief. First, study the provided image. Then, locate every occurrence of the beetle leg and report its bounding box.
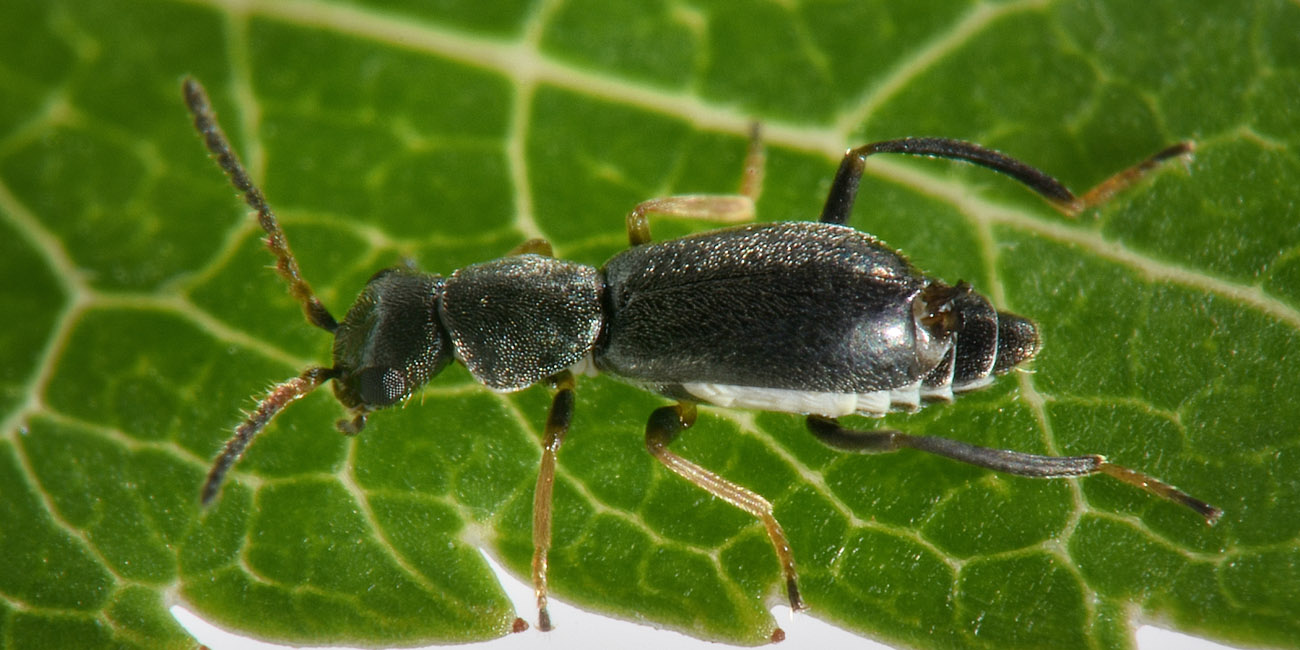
[818,138,1193,224]
[1069,142,1194,214]
[624,124,766,246]
[335,410,369,435]
[806,416,1222,524]
[646,402,807,614]
[739,121,766,203]
[625,196,755,245]
[507,238,554,257]
[532,371,575,631]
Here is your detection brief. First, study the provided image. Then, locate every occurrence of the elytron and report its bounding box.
[184,77,1219,634]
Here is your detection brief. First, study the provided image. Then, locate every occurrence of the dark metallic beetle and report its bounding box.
[184,78,1220,634]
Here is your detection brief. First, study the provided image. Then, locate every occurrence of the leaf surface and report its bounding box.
[1,0,1297,648]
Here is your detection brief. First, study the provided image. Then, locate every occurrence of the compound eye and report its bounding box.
[356,366,413,407]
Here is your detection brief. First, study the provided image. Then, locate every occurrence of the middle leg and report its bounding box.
[532,371,576,631]
[625,123,766,246]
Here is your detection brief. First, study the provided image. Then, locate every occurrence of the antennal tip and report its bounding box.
[182,76,210,114]
[199,472,222,508]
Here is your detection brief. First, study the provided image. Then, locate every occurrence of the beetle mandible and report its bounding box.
[184,77,1220,634]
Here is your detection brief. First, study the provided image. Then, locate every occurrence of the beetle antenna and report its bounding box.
[201,366,336,506]
[183,77,339,332]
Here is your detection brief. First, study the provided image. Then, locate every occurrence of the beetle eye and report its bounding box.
[357,367,412,406]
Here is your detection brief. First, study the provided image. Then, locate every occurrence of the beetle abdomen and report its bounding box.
[916,289,1040,405]
[596,221,1039,415]
[597,222,938,394]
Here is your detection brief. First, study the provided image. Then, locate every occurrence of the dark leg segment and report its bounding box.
[201,366,336,505]
[532,372,576,631]
[646,403,807,612]
[183,77,339,332]
[806,416,1221,524]
[818,137,1193,225]
[335,411,369,435]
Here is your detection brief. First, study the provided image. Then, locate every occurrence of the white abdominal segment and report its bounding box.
[952,375,995,394]
[682,381,931,417]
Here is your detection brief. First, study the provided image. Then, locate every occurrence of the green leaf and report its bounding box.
[2,0,1296,648]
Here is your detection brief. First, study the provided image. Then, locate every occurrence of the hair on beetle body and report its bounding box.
[184,77,1219,636]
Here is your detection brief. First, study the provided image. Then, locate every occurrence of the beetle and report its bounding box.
[184,77,1220,634]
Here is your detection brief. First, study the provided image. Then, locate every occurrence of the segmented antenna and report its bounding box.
[201,366,336,505]
[185,77,343,505]
[182,77,339,332]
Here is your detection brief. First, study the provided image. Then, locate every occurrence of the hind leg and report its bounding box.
[805,415,1221,524]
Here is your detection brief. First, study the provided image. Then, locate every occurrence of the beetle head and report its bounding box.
[330,267,454,428]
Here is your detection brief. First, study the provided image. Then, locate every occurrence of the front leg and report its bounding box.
[531,371,575,631]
